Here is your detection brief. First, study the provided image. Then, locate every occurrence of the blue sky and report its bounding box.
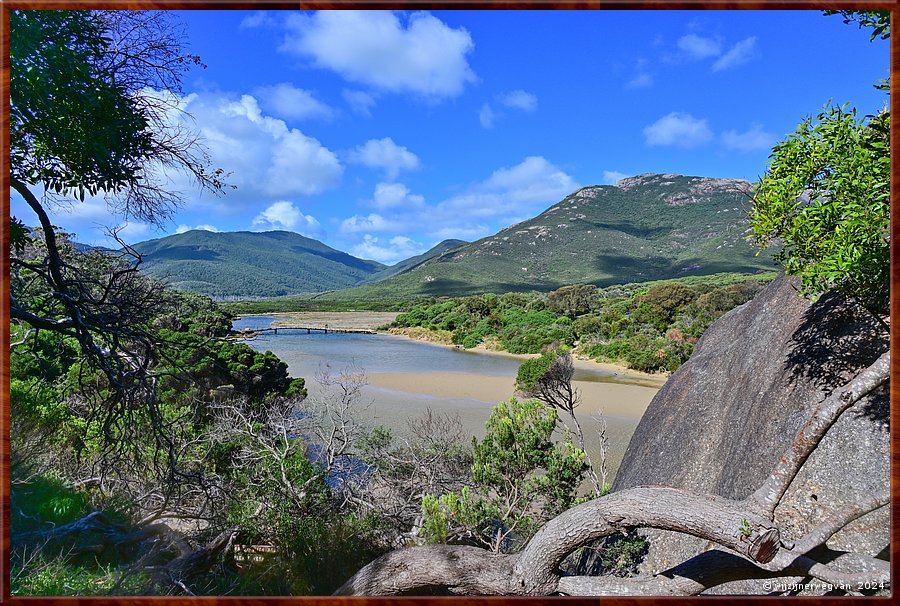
[13,10,888,264]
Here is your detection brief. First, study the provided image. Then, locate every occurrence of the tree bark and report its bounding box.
[336,487,781,596]
[333,545,517,596]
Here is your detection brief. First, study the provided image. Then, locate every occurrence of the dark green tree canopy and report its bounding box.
[750,106,889,317]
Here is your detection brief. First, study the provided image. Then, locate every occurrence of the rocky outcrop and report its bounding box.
[613,274,889,593]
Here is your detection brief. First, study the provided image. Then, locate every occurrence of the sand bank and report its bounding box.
[379,330,669,390]
[366,371,658,420]
[269,311,399,331]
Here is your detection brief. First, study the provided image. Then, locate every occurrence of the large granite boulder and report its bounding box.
[612,274,889,593]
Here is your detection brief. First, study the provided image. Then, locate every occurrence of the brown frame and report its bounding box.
[1,2,896,604]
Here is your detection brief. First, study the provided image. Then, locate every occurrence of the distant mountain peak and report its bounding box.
[325,173,775,299]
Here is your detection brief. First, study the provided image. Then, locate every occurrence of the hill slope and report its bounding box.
[325,173,776,299]
[134,230,385,298]
[362,239,467,284]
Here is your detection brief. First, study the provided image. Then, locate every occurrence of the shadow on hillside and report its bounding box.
[418,278,559,296]
[591,255,768,286]
[586,221,671,239]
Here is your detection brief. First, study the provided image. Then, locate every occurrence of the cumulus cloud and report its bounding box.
[499,90,537,112]
[479,104,495,128]
[712,37,758,72]
[255,83,333,121]
[350,234,424,265]
[643,112,713,148]
[343,89,377,116]
[482,156,576,201]
[372,182,424,210]
[340,213,401,233]
[114,222,152,242]
[252,201,323,237]
[721,123,775,151]
[602,170,629,185]
[349,137,420,178]
[281,11,476,99]
[677,33,721,60]
[158,91,342,206]
[176,224,220,234]
[433,156,578,226]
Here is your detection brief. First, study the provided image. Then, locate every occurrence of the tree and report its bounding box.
[357,409,473,547]
[9,9,225,444]
[749,105,889,319]
[546,284,598,319]
[515,350,606,494]
[421,398,586,554]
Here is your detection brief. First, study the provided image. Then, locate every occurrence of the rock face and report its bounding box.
[612,274,889,593]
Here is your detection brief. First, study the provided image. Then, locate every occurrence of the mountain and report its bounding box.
[324,173,777,299]
[133,230,386,298]
[362,239,467,284]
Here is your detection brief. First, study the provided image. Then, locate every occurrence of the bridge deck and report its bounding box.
[241,326,376,335]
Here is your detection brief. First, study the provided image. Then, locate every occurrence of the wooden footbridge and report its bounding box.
[241,326,376,336]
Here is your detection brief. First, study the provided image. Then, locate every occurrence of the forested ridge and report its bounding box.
[7,8,890,596]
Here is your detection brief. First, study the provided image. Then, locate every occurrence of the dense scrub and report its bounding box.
[388,273,773,373]
[9,247,385,594]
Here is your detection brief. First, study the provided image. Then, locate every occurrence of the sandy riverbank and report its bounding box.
[366,371,659,420]
[268,311,400,331]
[381,328,669,390]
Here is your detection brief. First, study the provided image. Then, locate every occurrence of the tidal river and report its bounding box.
[233,315,664,482]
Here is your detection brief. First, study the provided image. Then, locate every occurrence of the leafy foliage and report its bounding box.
[421,398,586,552]
[824,10,890,41]
[750,106,889,315]
[10,11,152,199]
[390,274,770,373]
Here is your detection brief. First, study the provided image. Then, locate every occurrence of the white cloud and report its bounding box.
[349,137,420,178]
[483,156,576,202]
[721,123,775,151]
[281,11,476,99]
[602,170,629,185]
[160,91,343,205]
[372,182,424,210]
[255,83,333,121]
[252,201,322,237]
[114,221,151,242]
[429,225,490,241]
[350,234,424,265]
[343,89,377,116]
[240,11,278,29]
[434,156,578,225]
[479,104,495,128]
[677,33,721,60]
[499,90,537,112]
[176,224,220,234]
[627,72,653,89]
[340,213,401,234]
[643,112,713,148]
[712,37,758,72]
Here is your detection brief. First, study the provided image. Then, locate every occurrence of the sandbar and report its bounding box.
[366,371,658,420]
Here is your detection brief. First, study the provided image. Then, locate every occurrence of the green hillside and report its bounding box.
[362,239,467,284]
[322,174,777,299]
[134,230,386,298]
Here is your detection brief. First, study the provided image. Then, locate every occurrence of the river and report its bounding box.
[233,315,660,482]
